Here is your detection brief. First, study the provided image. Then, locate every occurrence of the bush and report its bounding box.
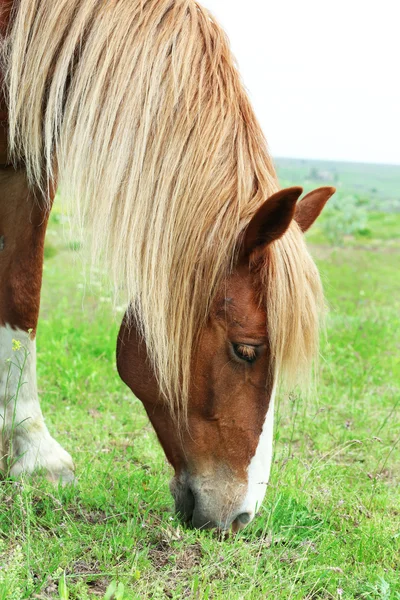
[321,194,370,245]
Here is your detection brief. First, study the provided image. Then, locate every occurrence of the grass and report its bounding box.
[1,174,400,598]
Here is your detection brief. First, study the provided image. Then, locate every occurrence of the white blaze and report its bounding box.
[239,381,277,519]
[0,325,74,481]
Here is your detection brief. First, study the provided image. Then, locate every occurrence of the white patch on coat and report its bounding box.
[0,325,74,481]
[237,381,277,522]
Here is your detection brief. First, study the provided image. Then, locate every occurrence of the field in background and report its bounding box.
[1,159,399,599]
[275,157,400,212]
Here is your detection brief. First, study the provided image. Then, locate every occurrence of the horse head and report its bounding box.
[117,185,334,531]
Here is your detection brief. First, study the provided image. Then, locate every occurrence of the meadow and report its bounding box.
[1,159,399,599]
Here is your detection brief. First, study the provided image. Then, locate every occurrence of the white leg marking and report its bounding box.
[239,382,277,520]
[0,325,74,482]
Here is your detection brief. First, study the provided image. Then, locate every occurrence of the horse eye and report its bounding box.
[232,343,257,364]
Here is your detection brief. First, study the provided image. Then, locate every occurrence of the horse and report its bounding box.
[0,0,334,531]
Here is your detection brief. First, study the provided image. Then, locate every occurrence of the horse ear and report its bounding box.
[294,186,335,232]
[240,186,303,263]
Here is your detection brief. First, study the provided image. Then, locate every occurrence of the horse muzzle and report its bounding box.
[170,471,254,531]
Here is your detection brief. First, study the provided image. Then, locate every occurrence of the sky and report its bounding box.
[203,0,400,165]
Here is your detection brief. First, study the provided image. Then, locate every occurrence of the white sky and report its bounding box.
[203,0,400,165]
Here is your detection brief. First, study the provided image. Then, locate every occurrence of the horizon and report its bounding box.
[274,155,400,168]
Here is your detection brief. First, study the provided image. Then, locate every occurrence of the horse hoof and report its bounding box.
[7,433,75,486]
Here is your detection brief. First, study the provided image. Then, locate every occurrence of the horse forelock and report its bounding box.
[3,0,322,421]
[256,223,325,393]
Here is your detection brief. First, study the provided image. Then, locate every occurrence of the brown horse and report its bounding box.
[0,0,334,530]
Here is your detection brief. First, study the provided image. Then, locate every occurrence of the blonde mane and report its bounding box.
[2,0,323,416]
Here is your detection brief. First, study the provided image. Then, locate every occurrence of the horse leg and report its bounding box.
[0,156,74,482]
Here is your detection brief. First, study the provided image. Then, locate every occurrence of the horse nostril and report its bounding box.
[237,512,251,526]
[182,486,195,522]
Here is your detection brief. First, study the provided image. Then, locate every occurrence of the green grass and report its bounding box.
[304,211,400,248]
[1,189,399,598]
